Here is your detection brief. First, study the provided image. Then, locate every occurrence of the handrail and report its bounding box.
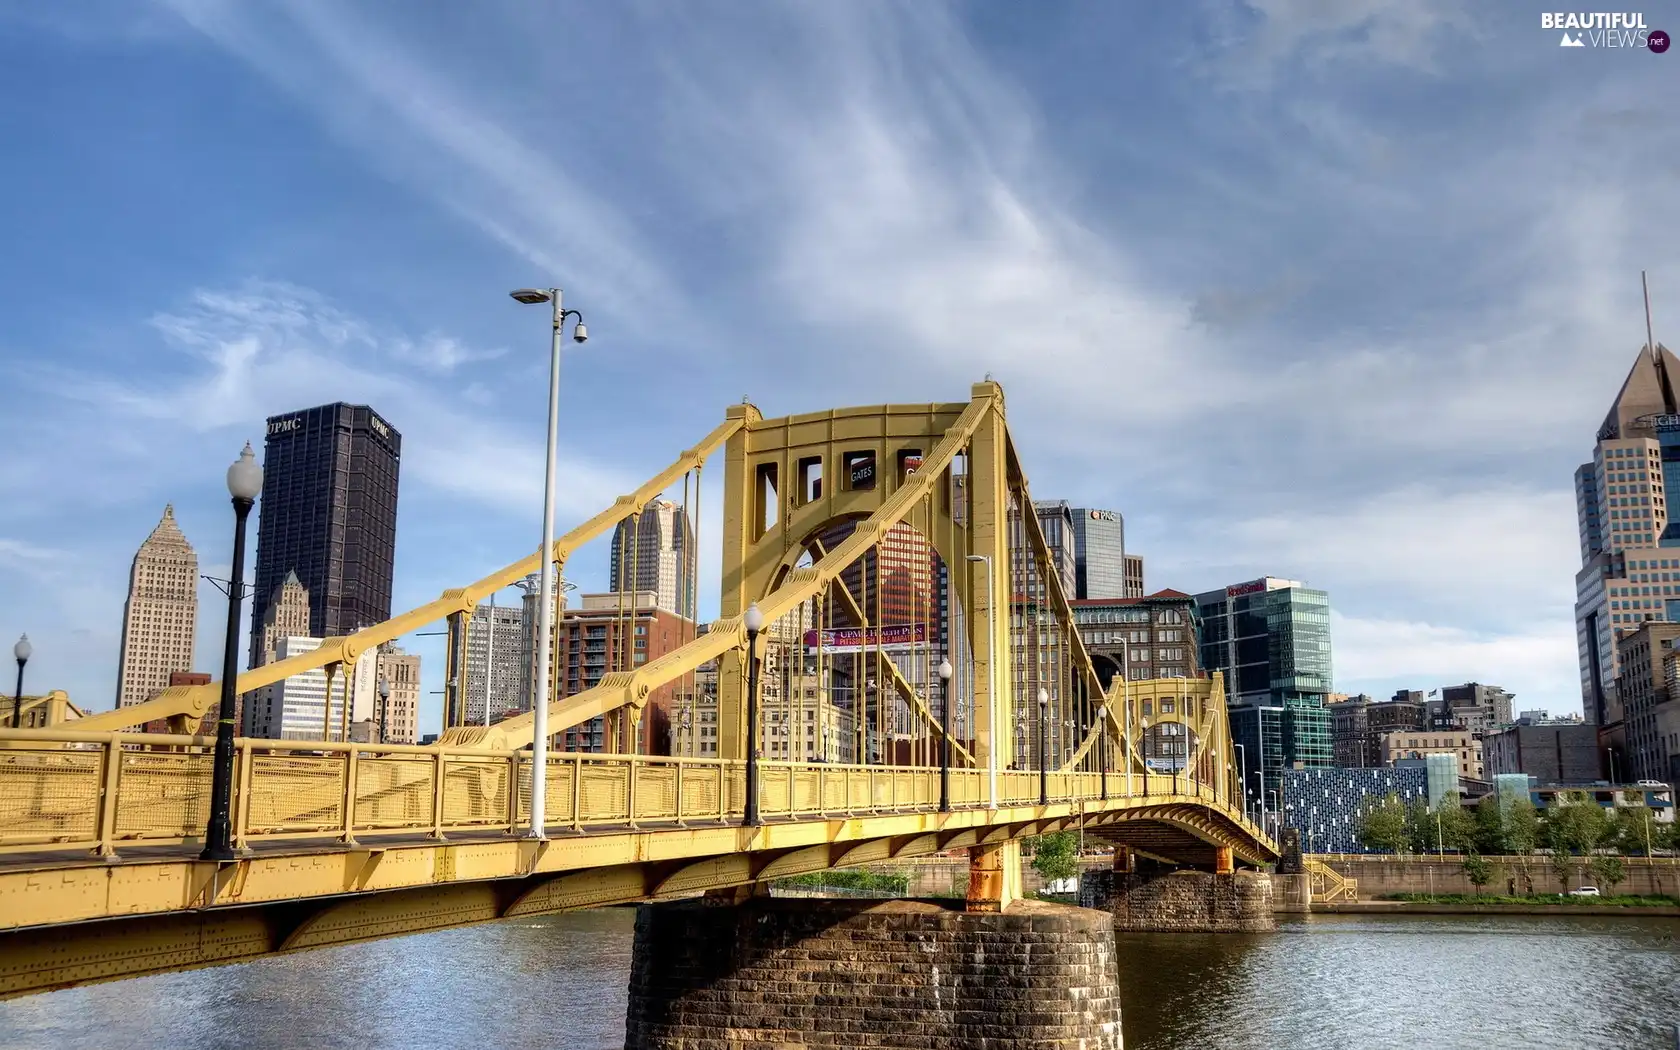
[0,728,1277,862]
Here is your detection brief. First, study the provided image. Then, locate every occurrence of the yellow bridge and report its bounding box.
[0,381,1274,999]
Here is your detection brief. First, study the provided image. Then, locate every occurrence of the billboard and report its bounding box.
[804,623,928,653]
[849,454,876,489]
[1225,579,1267,599]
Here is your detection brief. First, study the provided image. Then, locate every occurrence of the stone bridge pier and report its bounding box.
[624,842,1123,1049]
[1079,846,1275,933]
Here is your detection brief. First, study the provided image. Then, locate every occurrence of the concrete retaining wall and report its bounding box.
[1081,869,1276,932]
[1312,855,1680,898]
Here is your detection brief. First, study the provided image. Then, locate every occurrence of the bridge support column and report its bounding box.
[965,839,1021,912]
[625,898,1122,1049]
[1080,861,1274,932]
[1112,845,1134,873]
[1214,845,1234,875]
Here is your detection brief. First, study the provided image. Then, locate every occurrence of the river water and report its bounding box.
[1,909,1676,1049]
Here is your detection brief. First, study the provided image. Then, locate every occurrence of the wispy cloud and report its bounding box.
[1334,611,1578,707]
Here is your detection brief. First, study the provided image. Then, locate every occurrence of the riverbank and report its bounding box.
[1319,899,1680,917]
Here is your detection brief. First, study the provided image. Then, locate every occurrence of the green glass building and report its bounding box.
[1197,578,1334,807]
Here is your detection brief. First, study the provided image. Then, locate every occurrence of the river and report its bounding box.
[1,910,1676,1049]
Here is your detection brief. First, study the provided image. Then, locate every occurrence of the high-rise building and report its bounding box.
[1123,555,1145,599]
[1436,682,1516,736]
[555,592,697,754]
[609,500,696,620]
[1015,500,1077,605]
[1198,577,1334,802]
[247,636,376,740]
[515,570,570,715]
[1574,343,1679,774]
[1331,694,1425,768]
[817,520,938,630]
[1195,577,1333,708]
[463,599,526,727]
[115,506,199,709]
[375,643,421,745]
[249,403,402,668]
[1068,508,1127,600]
[254,571,311,667]
[1070,590,1200,689]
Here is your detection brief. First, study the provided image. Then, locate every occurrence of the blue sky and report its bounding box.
[0,0,1674,731]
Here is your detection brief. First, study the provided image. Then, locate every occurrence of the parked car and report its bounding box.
[1635,780,1667,788]
[1568,886,1600,897]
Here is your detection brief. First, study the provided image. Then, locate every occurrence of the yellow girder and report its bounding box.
[70,415,748,734]
[465,392,998,749]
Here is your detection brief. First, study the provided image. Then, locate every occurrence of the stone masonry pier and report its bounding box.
[624,897,1123,1049]
[1081,867,1275,933]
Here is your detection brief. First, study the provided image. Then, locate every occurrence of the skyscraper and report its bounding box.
[1068,508,1127,599]
[115,505,199,709]
[609,500,696,620]
[244,570,311,736]
[463,599,526,726]
[375,643,421,745]
[1574,342,1680,780]
[249,403,401,667]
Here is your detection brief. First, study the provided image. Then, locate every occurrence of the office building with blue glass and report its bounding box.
[1197,577,1334,811]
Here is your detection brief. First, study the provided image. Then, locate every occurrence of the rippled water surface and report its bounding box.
[1,909,1676,1049]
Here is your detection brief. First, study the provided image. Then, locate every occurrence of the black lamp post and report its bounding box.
[937,656,953,812]
[377,676,390,745]
[742,602,765,827]
[1037,687,1049,806]
[10,635,30,729]
[203,442,262,862]
[1141,717,1150,798]
[1097,703,1108,801]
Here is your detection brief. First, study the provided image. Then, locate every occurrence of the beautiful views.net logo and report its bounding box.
[1541,12,1669,50]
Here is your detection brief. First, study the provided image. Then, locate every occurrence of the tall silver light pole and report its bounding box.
[1235,742,1249,822]
[965,554,998,809]
[511,287,587,840]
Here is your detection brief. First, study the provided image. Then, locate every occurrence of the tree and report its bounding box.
[1462,853,1496,896]
[1589,854,1627,894]
[1405,798,1435,854]
[1437,794,1477,853]
[1473,795,1507,854]
[1358,794,1408,854]
[1547,790,1610,854]
[1030,831,1079,885]
[1614,803,1657,855]
[1504,797,1540,855]
[1548,847,1574,893]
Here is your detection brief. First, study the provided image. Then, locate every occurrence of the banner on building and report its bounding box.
[804,623,928,653]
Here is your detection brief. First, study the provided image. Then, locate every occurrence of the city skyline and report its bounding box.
[1,5,1671,732]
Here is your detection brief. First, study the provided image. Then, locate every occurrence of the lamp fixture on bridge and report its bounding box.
[511,286,588,841]
[10,634,30,730]
[204,443,263,862]
[1096,703,1107,802]
[937,657,953,813]
[1037,688,1049,807]
[743,602,765,827]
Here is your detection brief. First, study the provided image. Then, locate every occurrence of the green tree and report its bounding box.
[1462,853,1495,896]
[1473,795,1507,854]
[1548,791,1610,854]
[1504,797,1540,855]
[1358,794,1408,854]
[1029,831,1080,885]
[1548,847,1574,892]
[1405,798,1435,854]
[1614,802,1658,855]
[1589,854,1627,894]
[1437,794,1477,853]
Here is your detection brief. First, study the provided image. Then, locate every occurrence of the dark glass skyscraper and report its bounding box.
[249,403,402,667]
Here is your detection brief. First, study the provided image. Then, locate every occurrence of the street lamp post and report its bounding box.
[938,656,953,812]
[743,602,765,827]
[1097,703,1108,801]
[1037,687,1049,806]
[510,286,587,841]
[377,677,390,745]
[1142,717,1150,797]
[1235,742,1249,823]
[10,635,30,729]
[964,554,999,809]
[203,443,262,862]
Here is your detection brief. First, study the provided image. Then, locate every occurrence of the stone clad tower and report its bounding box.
[115,505,199,709]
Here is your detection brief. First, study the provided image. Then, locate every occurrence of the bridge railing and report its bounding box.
[0,729,1269,859]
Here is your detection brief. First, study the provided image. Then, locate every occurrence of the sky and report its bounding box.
[0,0,1674,733]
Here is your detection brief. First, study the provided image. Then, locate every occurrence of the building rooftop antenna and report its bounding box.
[1644,269,1658,355]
